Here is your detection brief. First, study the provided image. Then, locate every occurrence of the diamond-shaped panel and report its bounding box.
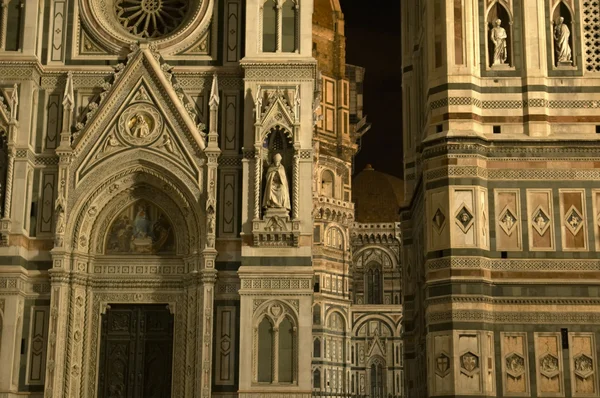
[564,205,584,236]
[499,207,518,236]
[455,205,474,233]
[532,206,551,236]
[432,208,446,234]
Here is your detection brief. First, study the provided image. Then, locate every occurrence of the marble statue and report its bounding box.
[490,19,508,65]
[262,153,291,210]
[554,17,572,65]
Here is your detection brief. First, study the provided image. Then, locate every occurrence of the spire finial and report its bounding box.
[62,71,74,109]
[209,73,219,108]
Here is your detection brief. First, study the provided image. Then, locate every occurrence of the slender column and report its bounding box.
[272,325,279,383]
[292,150,299,219]
[292,326,297,383]
[0,296,23,392]
[0,84,18,242]
[44,270,71,398]
[0,1,8,50]
[276,0,282,52]
[200,269,217,398]
[254,149,261,220]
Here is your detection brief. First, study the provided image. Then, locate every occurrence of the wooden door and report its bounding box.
[97,304,174,398]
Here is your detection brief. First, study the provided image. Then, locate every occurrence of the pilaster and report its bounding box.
[0,295,24,393]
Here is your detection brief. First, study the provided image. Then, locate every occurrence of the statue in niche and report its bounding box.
[554,17,572,65]
[262,153,291,211]
[490,19,508,66]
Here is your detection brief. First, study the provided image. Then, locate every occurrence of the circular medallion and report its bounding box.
[115,0,189,39]
[118,104,163,146]
[79,0,212,55]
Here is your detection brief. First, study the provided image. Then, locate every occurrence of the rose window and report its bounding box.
[115,0,189,39]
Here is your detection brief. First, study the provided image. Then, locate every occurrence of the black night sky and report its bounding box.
[342,1,403,178]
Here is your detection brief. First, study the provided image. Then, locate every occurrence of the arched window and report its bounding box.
[487,2,512,67]
[313,303,321,325]
[552,2,574,67]
[320,169,334,197]
[281,0,297,52]
[257,318,273,382]
[325,227,343,250]
[370,361,384,398]
[278,317,294,383]
[261,0,298,53]
[313,338,321,357]
[262,0,277,52]
[313,368,321,388]
[254,302,297,384]
[365,263,383,304]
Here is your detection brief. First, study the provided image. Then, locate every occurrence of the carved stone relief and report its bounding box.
[527,190,555,251]
[568,333,598,396]
[501,332,530,396]
[559,189,588,251]
[495,189,522,251]
[534,333,565,396]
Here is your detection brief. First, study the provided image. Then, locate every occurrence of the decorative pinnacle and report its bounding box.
[9,83,18,120]
[209,73,219,108]
[62,71,74,109]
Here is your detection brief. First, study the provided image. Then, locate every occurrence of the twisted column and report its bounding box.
[0,1,7,50]
[292,151,299,220]
[254,151,261,219]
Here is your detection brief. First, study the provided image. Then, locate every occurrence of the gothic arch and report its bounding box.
[320,168,335,197]
[486,0,513,67]
[551,1,575,65]
[367,354,387,368]
[352,245,398,269]
[352,314,397,337]
[252,300,299,384]
[324,225,345,250]
[325,309,347,332]
[66,161,203,257]
[323,306,348,324]
[253,299,299,323]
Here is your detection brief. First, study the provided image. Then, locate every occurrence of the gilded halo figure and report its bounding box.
[262,153,291,210]
[131,114,150,138]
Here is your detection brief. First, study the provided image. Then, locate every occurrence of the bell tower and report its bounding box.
[237,0,316,396]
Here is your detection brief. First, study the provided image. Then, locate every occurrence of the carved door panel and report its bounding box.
[98,304,174,398]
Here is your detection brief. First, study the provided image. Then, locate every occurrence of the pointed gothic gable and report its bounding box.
[72,48,206,186]
[367,331,387,359]
[259,88,297,132]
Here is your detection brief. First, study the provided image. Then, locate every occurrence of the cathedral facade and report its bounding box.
[402,0,600,397]
[0,0,402,397]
